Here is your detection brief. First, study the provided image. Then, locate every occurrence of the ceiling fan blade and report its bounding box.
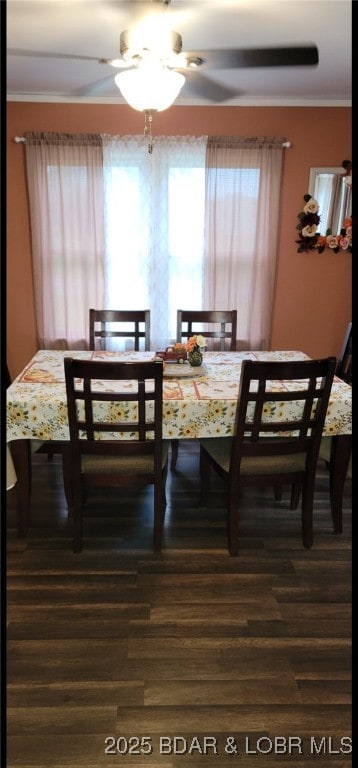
[184,45,319,70]
[181,71,243,103]
[7,48,101,63]
[73,75,119,98]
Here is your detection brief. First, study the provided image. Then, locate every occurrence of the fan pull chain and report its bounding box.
[144,110,155,154]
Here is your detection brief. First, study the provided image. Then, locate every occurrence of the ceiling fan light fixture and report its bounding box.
[120,29,183,62]
[115,59,185,112]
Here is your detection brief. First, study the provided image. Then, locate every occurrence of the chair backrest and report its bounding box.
[176,310,237,351]
[336,321,352,384]
[89,309,151,351]
[64,358,164,472]
[231,357,336,471]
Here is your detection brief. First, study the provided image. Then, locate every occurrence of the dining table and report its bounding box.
[7,348,352,538]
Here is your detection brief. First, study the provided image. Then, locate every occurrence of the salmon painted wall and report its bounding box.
[6,102,351,377]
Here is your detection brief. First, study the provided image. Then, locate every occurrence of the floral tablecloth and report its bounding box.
[6,349,352,442]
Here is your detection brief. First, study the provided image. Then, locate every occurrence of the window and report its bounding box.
[24,132,283,350]
[103,164,206,340]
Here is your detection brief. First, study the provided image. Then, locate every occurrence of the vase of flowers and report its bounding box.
[186,334,206,366]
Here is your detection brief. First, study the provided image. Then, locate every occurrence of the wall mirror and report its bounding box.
[308,166,352,235]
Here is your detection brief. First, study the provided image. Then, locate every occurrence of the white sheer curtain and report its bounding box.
[204,136,284,349]
[24,132,105,348]
[24,132,283,352]
[102,134,207,349]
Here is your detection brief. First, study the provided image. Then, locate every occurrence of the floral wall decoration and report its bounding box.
[295,160,352,254]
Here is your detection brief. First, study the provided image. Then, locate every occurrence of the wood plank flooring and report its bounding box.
[5,442,352,767]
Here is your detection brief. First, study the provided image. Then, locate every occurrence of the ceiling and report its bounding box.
[6,0,352,107]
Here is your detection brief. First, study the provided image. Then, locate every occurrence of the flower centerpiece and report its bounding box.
[186,334,206,366]
[295,194,352,254]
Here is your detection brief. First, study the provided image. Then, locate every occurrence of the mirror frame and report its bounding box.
[308,166,352,237]
[308,166,344,198]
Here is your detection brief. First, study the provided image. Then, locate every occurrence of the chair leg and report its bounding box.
[327,435,351,534]
[301,481,314,549]
[290,483,301,510]
[11,439,32,537]
[153,515,163,553]
[170,439,179,470]
[61,448,73,515]
[153,481,166,553]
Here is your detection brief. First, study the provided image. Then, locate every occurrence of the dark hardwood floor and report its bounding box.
[6,442,352,767]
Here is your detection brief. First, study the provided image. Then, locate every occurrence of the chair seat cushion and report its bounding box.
[81,441,169,475]
[200,438,306,475]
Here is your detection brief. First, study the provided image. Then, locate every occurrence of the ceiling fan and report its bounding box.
[7,0,319,105]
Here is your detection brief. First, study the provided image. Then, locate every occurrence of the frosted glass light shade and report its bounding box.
[115,64,185,112]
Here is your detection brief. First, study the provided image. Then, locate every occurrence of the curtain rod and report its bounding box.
[14,136,292,147]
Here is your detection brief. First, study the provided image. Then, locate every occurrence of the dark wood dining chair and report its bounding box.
[171,309,238,470]
[199,356,336,555]
[290,322,352,511]
[318,321,352,470]
[64,357,169,553]
[89,309,151,351]
[336,320,352,385]
[176,309,237,352]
